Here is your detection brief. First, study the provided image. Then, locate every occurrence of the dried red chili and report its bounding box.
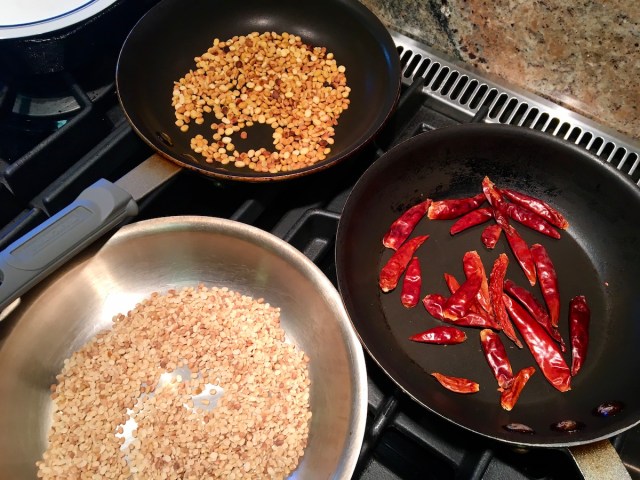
[503,279,565,351]
[383,198,432,250]
[489,254,523,348]
[530,243,560,327]
[481,176,506,210]
[379,235,429,293]
[463,250,493,316]
[493,209,537,286]
[400,257,422,308]
[442,273,482,321]
[500,366,536,411]
[569,295,590,376]
[503,293,572,392]
[450,208,493,235]
[410,326,467,345]
[480,329,513,390]
[502,203,561,239]
[500,188,569,230]
[422,293,447,320]
[427,193,486,220]
[443,273,500,329]
[481,224,502,250]
[431,372,480,394]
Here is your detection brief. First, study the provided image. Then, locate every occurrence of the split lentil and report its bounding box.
[172,31,350,173]
[36,285,311,479]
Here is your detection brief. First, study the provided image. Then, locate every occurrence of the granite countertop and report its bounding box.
[361,0,639,142]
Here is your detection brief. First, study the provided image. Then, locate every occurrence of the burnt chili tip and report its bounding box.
[156,131,174,147]
[550,420,585,433]
[594,401,625,417]
[503,423,535,434]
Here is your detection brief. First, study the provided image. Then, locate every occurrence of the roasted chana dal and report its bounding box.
[172,31,350,173]
[37,285,311,479]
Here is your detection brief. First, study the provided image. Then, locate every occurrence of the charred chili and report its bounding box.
[400,257,422,308]
[410,326,467,345]
[530,243,560,327]
[379,235,429,292]
[431,372,480,394]
[569,295,590,376]
[503,293,572,392]
[383,198,432,250]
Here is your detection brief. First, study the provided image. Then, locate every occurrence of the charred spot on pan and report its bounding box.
[156,131,174,147]
[503,423,535,434]
[594,401,625,417]
[551,420,585,433]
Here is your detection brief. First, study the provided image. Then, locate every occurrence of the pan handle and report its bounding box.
[569,440,631,479]
[0,179,138,313]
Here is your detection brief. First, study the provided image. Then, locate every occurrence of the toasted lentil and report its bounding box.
[172,31,350,172]
[36,285,311,479]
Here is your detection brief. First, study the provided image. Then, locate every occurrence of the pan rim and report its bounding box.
[335,123,640,449]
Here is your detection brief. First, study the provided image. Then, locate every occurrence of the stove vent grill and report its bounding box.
[391,31,640,186]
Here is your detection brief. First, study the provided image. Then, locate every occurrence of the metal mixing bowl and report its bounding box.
[0,216,367,479]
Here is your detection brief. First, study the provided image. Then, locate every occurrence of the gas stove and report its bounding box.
[1,4,639,479]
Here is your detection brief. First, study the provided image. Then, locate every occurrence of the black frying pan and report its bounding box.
[336,123,640,451]
[116,0,401,181]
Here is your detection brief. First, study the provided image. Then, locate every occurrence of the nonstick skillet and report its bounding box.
[336,123,640,475]
[0,0,400,311]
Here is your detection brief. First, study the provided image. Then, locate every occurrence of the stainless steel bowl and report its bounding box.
[0,216,367,479]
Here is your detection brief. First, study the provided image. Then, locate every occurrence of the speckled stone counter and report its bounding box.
[361,0,639,141]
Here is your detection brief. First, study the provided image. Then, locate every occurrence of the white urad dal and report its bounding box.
[36,285,311,479]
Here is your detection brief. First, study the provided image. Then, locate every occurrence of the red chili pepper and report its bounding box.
[431,372,480,394]
[530,244,560,327]
[504,279,566,351]
[442,273,482,321]
[489,254,523,348]
[493,209,537,286]
[500,188,569,230]
[422,293,447,320]
[443,273,500,329]
[569,295,590,376]
[427,193,486,220]
[383,198,432,250]
[481,224,502,250]
[500,366,536,411]
[400,257,422,308]
[449,208,493,235]
[410,326,467,345]
[379,235,429,293]
[481,176,506,210]
[503,203,561,239]
[503,293,572,392]
[463,251,493,316]
[480,329,513,390]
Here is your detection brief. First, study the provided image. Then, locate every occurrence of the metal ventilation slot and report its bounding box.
[391,30,640,186]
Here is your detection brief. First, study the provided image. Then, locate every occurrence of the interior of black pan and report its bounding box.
[336,123,640,447]
[116,0,400,181]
